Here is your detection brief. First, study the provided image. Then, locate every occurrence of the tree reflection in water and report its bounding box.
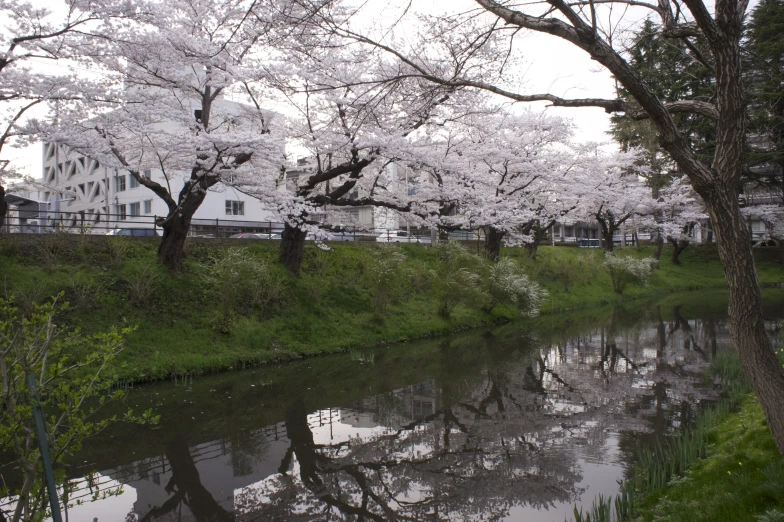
[235,393,581,521]
[38,300,778,522]
[231,314,737,520]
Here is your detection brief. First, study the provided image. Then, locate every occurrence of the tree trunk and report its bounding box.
[668,236,690,265]
[707,185,784,457]
[158,216,192,272]
[157,190,206,272]
[279,223,307,275]
[598,222,615,252]
[0,184,8,234]
[484,227,504,261]
[652,233,664,266]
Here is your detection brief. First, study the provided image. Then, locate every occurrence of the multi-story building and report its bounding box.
[283,157,411,232]
[38,140,280,236]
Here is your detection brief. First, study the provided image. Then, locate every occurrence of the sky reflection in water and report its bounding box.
[13,295,784,521]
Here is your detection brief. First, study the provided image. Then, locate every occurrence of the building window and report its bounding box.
[142,170,151,179]
[118,204,127,220]
[115,175,126,192]
[225,200,244,216]
[129,202,140,217]
[129,175,140,189]
[143,199,152,213]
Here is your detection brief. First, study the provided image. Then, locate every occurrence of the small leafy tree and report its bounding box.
[603,253,656,294]
[0,295,157,522]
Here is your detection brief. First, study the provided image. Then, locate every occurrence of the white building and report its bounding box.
[284,158,412,232]
[38,140,280,236]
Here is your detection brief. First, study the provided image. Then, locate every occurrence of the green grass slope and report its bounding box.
[1,235,781,382]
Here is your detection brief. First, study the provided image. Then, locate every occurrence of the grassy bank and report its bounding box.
[1,234,781,382]
[631,392,784,522]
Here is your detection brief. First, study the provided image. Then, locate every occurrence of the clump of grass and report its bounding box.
[198,248,285,333]
[106,235,133,267]
[431,241,491,318]
[489,258,548,316]
[348,348,375,364]
[126,263,160,307]
[0,235,20,257]
[365,248,407,317]
[38,231,68,272]
[69,273,104,310]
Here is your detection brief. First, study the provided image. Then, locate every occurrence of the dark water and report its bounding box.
[6,293,784,521]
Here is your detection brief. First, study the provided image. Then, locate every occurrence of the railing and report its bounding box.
[1,210,485,243]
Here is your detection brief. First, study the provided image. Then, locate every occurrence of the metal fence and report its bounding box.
[7,209,734,246]
[1,209,482,243]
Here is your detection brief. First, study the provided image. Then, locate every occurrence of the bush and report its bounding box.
[603,253,655,294]
[431,242,491,318]
[0,296,157,522]
[489,258,548,316]
[199,248,284,319]
[365,248,407,316]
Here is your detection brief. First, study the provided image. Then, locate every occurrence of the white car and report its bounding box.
[375,231,431,244]
[105,228,160,237]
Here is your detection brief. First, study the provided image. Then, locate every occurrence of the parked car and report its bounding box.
[375,230,431,244]
[105,228,160,237]
[229,232,281,240]
[325,231,381,242]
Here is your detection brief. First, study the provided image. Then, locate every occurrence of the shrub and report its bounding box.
[365,248,407,316]
[10,281,50,317]
[603,253,655,294]
[430,242,491,318]
[0,296,157,522]
[199,248,284,320]
[489,258,548,316]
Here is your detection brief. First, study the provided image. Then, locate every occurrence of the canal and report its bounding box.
[5,292,784,521]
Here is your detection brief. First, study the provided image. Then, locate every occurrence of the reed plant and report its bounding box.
[568,356,749,522]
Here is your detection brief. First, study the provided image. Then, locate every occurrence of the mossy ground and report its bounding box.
[1,235,782,383]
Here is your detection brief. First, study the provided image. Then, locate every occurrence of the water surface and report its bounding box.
[7,293,784,521]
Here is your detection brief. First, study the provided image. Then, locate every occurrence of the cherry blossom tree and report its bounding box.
[0,0,147,231]
[405,108,580,260]
[37,0,294,271]
[653,177,708,264]
[239,39,462,274]
[562,146,653,252]
[313,0,784,457]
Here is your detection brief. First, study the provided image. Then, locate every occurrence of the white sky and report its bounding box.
[5,0,621,182]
